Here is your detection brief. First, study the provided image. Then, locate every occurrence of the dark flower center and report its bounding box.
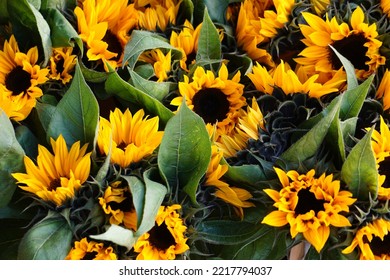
[108,190,134,212]
[148,222,176,251]
[330,33,370,71]
[368,234,390,256]
[81,251,98,260]
[48,178,61,191]
[117,142,128,151]
[5,66,32,95]
[192,88,230,124]
[295,188,325,215]
[379,157,390,188]
[103,30,123,59]
[56,58,65,74]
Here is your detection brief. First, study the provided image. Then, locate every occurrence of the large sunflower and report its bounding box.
[133,204,189,260]
[65,237,117,260]
[12,135,91,207]
[262,168,356,252]
[171,64,246,136]
[247,60,345,98]
[342,218,390,260]
[295,6,386,80]
[74,0,139,71]
[48,47,77,85]
[97,108,163,169]
[99,181,137,230]
[0,35,49,120]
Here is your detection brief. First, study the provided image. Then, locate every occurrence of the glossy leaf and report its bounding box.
[158,100,211,204]
[0,110,25,208]
[18,217,73,260]
[329,45,358,90]
[90,224,135,252]
[341,128,378,200]
[196,8,221,62]
[47,62,99,149]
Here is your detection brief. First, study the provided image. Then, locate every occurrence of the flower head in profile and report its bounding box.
[133,204,189,260]
[99,181,137,231]
[48,47,77,84]
[97,108,164,169]
[0,35,49,120]
[262,168,356,252]
[171,64,246,137]
[0,92,36,122]
[138,49,172,82]
[376,69,390,111]
[12,135,91,207]
[342,218,390,260]
[65,237,117,260]
[295,6,386,80]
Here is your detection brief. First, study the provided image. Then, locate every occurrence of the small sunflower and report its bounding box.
[262,168,356,252]
[97,108,164,169]
[310,0,330,15]
[376,69,390,111]
[0,92,36,122]
[138,49,172,82]
[74,0,139,71]
[48,47,77,85]
[99,181,137,230]
[0,35,49,119]
[133,204,189,260]
[171,64,246,136]
[295,6,386,80]
[65,237,117,260]
[342,218,390,260]
[12,135,91,207]
[247,60,345,98]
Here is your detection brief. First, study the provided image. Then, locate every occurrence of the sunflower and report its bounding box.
[12,135,91,207]
[99,181,137,230]
[0,35,49,119]
[135,0,181,32]
[247,60,345,98]
[295,6,386,80]
[97,108,164,169]
[369,116,390,200]
[262,168,356,252]
[0,92,36,122]
[74,0,139,71]
[48,47,77,85]
[381,0,390,18]
[342,218,390,260]
[376,69,390,111]
[138,49,172,82]
[169,20,201,71]
[310,0,330,15]
[133,204,189,260]
[171,64,246,137]
[65,237,117,260]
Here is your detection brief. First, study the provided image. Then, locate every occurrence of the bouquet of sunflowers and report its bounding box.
[1,0,390,260]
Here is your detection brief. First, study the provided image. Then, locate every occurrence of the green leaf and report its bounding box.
[18,217,73,259]
[130,70,176,102]
[15,125,38,159]
[192,0,205,27]
[341,128,378,200]
[0,110,25,208]
[158,100,211,204]
[279,97,341,164]
[42,8,83,51]
[90,224,135,252]
[177,0,194,24]
[123,30,181,70]
[0,0,9,23]
[47,62,99,149]
[0,219,30,260]
[204,0,235,24]
[8,0,52,65]
[223,163,271,189]
[105,70,174,126]
[329,45,358,90]
[196,8,221,62]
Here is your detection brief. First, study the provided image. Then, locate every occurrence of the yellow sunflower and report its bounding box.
[342,218,390,260]
[247,60,345,98]
[74,0,139,71]
[0,92,36,122]
[262,168,356,252]
[171,64,246,137]
[381,0,390,18]
[310,0,330,15]
[12,135,91,207]
[99,181,137,230]
[0,35,49,119]
[138,49,172,82]
[133,204,189,260]
[97,108,164,169]
[295,6,386,80]
[65,237,117,260]
[135,0,181,32]
[376,69,390,111]
[48,47,77,84]
[369,116,390,200]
